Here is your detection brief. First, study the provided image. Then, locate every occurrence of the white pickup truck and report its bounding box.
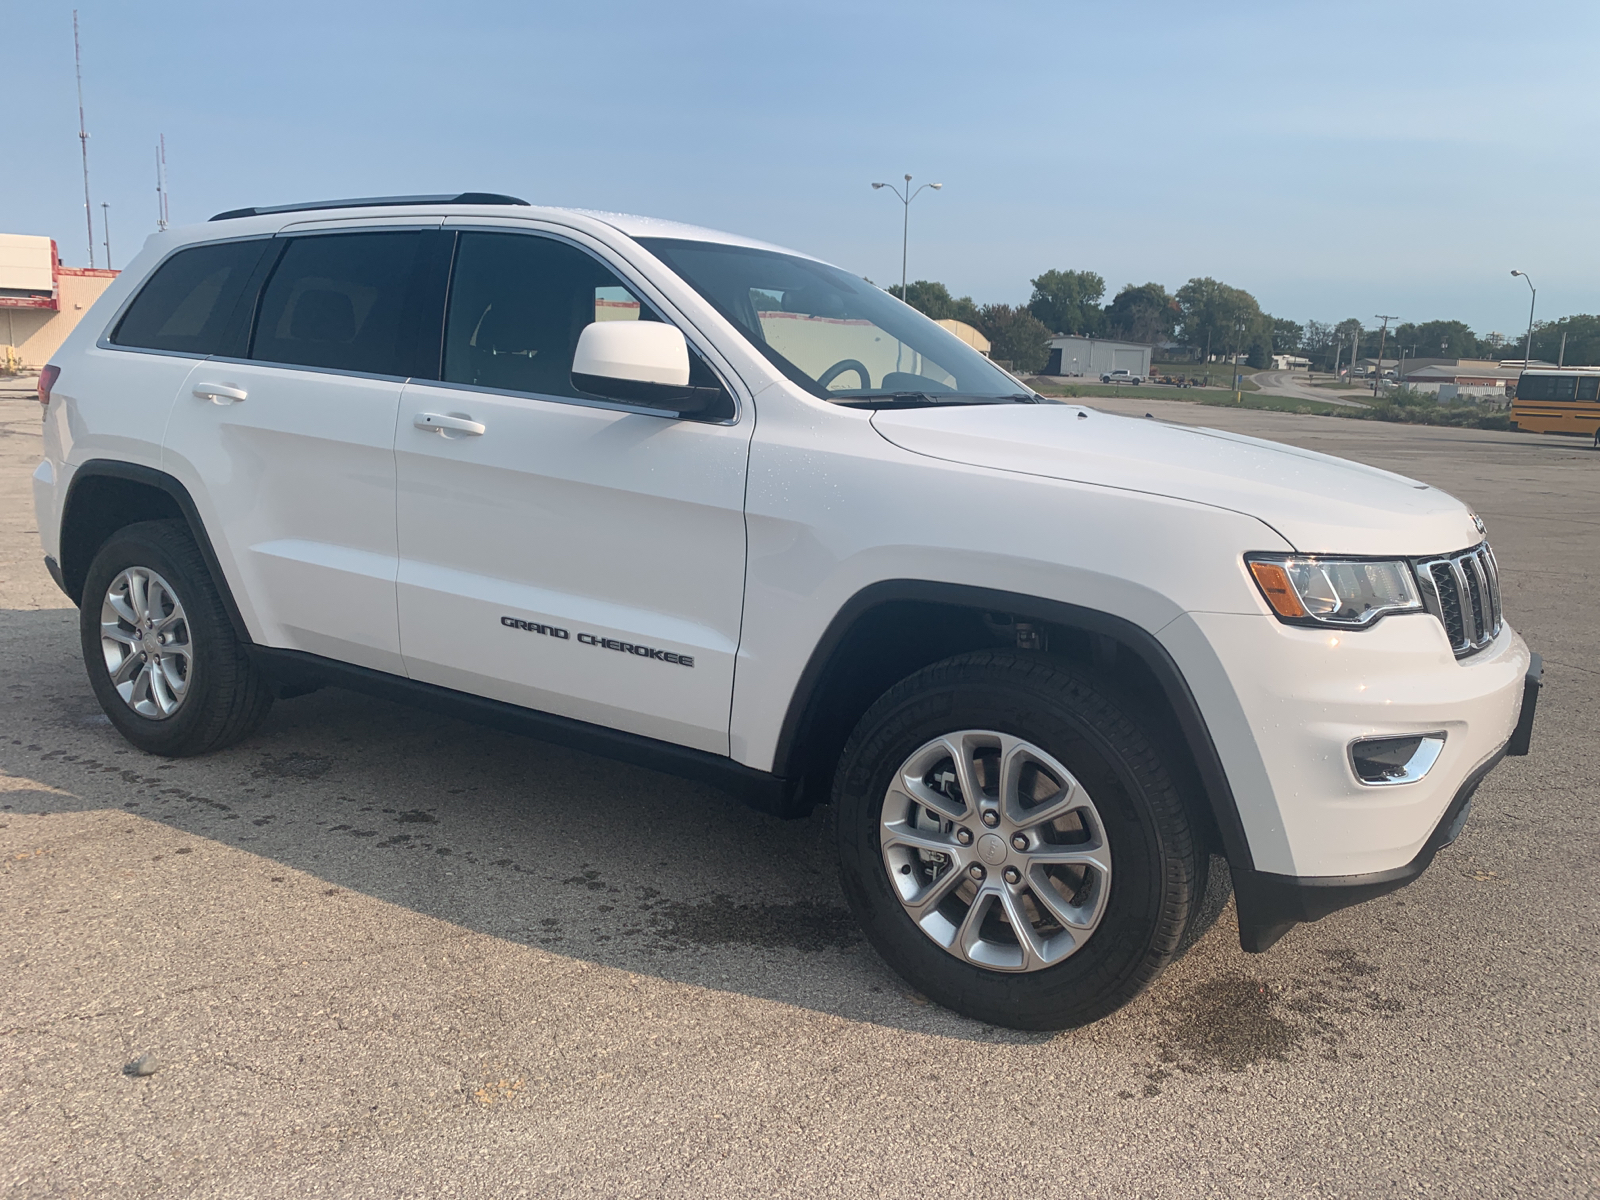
[1100,368,1144,385]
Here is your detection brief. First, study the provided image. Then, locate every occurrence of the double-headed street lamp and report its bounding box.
[1511,270,1536,367]
[872,174,942,301]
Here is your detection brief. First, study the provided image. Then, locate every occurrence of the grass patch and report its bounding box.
[1150,363,1261,392]
[1035,380,1514,430]
[1035,381,1345,415]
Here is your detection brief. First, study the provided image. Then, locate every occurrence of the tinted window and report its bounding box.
[251,232,420,375]
[1578,376,1599,401]
[112,239,267,354]
[1517,374,1578,402]
[443,232,665,399]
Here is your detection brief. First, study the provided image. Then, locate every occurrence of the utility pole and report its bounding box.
[73,10,94,268]
[156,135,170,231]
[1559,331,1567,367]
[101,202,111,270]
[1372,314,1398,395]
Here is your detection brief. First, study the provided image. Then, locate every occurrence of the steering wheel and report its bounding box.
[817,359,871,391]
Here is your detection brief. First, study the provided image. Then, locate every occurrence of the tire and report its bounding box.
[833,651,1205,1030]
[80,519,273,757]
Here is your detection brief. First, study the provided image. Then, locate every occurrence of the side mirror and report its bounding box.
[571,321,724,415]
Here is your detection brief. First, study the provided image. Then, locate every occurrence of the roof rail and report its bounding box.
[209,192,530,222]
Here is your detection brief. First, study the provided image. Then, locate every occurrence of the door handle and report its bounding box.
[414,412,486,436]
[193,383,247,404]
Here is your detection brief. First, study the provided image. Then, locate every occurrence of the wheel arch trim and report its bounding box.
[769,579,1256,872]
[59,459,252,645]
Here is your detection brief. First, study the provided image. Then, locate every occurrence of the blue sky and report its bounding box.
[7,0,1595,337]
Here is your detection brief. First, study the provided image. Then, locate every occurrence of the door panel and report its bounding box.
[160,229,425,673]
[163,362,405,671]
[395,380,749,753]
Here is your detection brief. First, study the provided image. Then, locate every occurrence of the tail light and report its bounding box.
[38,364,61,417]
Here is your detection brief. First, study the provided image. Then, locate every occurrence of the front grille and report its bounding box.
[1416,542,1502,657]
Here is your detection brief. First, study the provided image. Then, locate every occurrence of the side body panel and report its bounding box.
[160,361,406,673]
[727,382,1289,772]
[394,378,752,754]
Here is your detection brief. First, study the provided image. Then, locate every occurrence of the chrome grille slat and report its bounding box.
[1415,541,1501,658]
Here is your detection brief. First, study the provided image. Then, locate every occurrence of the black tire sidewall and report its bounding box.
[80,522,235,756]
[835,655,1196,1030]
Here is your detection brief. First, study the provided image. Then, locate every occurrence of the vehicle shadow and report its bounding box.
[1,606,1242,1046]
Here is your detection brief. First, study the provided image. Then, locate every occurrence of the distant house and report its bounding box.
[1043,335,1152,378]
[1271,354,1310,371]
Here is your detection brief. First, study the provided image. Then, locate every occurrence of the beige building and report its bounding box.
[1,234,120,370]
[935,319,991,355]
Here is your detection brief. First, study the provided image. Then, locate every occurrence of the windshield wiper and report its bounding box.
[828,392,1038,410]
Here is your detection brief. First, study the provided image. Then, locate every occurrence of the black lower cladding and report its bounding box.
[1506,652,1542,757]
[247,646,804,817]
[43,555,68,598]
[1232,746,1504,953]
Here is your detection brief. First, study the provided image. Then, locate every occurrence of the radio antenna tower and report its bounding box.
[156,134,170,231]
[73,10,95,268]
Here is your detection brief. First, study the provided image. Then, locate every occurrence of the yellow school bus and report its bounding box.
[1511,368,1600,436]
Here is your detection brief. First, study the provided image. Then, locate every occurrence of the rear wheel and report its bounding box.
[833,651,1205,1030]
[80,520,272,757]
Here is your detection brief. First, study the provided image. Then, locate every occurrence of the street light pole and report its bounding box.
[872,175,943,300]
[1511,270,1536,367]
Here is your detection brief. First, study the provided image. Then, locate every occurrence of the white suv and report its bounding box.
[32,194,1540,1029]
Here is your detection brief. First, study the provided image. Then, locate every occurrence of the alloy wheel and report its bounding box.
[99,566,193,719]
[879,730,1112,972]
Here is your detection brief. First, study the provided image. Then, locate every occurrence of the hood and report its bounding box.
[871,404,1481,555]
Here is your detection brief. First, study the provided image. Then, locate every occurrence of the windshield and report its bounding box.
[637,237,1028,404]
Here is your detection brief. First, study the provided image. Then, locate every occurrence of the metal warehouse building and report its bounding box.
[1043,335,1153,378]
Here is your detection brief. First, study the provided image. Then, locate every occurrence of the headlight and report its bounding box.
[1247,555,1422,627]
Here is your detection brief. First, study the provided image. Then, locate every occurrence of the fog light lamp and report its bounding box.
[1349,733,1446,786]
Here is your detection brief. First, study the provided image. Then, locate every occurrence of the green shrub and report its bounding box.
[1335,386,1510,430]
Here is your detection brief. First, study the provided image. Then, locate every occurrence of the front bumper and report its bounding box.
[1231,651,1537,952]
[1166,609,1532,879]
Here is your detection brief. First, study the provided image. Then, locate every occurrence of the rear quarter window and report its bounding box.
[111,239,269,354]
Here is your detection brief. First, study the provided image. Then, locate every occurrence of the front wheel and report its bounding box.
[833,652,1205,1030]
[80,520,273,757]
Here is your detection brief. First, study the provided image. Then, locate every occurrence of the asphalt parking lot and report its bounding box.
[3,390,1595,1198]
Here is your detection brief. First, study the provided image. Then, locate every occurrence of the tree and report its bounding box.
[888,280,981,326]
[1175,277,1263,362]
[1528,314,1600,366]
[978,304,1052,374]
[1270,317,1304,356]
[1333,318,1365,368]
[1104,283,1177,344]
[1303,319,1334,368]
[1027,269,1105,336]
[1393,319,1479,360]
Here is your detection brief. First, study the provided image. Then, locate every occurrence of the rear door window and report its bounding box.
[111,239,268,355]
[250,232,421,376]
